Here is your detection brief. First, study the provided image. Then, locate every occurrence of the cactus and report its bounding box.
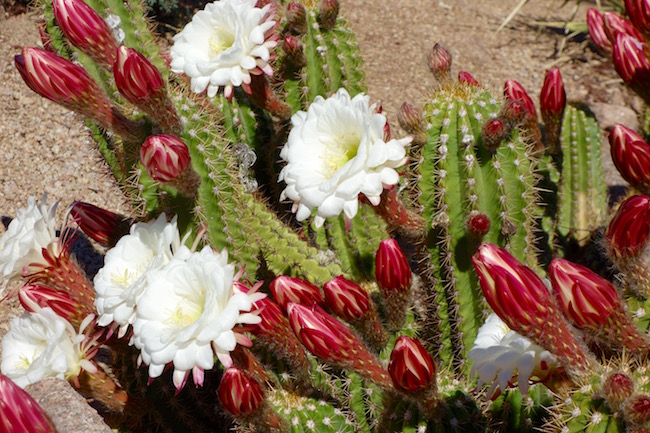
[8,0,650,432]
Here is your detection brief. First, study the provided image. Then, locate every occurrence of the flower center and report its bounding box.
[165,294,204,328]
[209,28,236,57]
[322,132,361,177]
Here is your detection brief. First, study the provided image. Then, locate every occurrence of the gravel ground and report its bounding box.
[0,0,640,429]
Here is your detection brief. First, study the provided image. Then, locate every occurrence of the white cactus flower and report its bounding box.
[170,0,278,99]
[279,88,411,228]
[468,313,559,397]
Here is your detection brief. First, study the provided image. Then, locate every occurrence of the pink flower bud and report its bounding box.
[281,35,306,70]
[609,124,650,193]
[603,11,646,44]
[625,0,650,40]
[19,283,78,321]
[140,134,191,183]
[472,243,591,371]
[114,46,164,105]
[540,68,566,118]
[318,0,339,30]
[504,80,537,119]
[587,8,612,52]
[499,99,526,125]
[68,201,132,247]
[0,373,57,433]
[323,276,371,320]
[286,2,307,35]
[270,275,323,311]
[38,21,54,52]
[217,367,264,417]
[250,296,289,336]
[428,43,452,82]
[549,259,620,329]
[397,102,427,145]
[52,0,119,68]
[458,71,479,86]
[602,372,634,408]
[627,394,650,426]
[613,34,650,104]
[481,117,509,151]
[465,213,491,237]
[375,239,412,293]
[606,194,650,259]
[15,47,111,120]
[388,336,436,393]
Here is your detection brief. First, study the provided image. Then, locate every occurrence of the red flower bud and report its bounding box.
[609,124,650,193]
[625,0,650,40]
[458,71,479,87]
[0,373,57,433]
[52,0,119,68]
[465,213,491,237]
[323,276,371,320]
[388,336,436,393]
[114,46,164,104]
[603,11,646,44]
[504,80,537,119]
[286,2,308,35]
[37,21,54,52]
[481,117,509,151]
[19,284,78,322]
[606,194,650,259]
[68,201,132,247]
[375,239,412,293]
[217,367,264,417]
[428,43,452,82]
[613,34,650,104]
[282,35,307,70]
[540,68,566,119]
[270,275,323,311]
[587,8,612,53]
[602,372,634,408]
[250,295,289,336]
[140,135,191,183]
[318,0,339,30]
[472,243,591,371]
[549,259,620,329]
[397,102,427,145]
[627,394,650,426]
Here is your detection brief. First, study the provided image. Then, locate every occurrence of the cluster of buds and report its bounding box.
[587,5,650,105]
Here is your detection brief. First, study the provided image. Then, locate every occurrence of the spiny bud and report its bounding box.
[388,336,436,393]
[217,367,265,417]
[318,0,339,30]
[270,275,323,311]
[286,2,308,35]
[481,117,509,151]
[323,276,371,321]
[540,68,566,153]
[626,394,650,426]
[397,102,427,146]
[504,80,536,118]
[427,43,452,83]
[613,34,650,105]
[458,71,479,86]
[282,35,306,70]
[605,194,650,259]
[625,0,650,40]
[609,124,650,193]
[68,201,132,248]
[52,0,119,68]
[587,8,612,53]
[465,213,491,237]
[114,46,164,104]
[499,99,526,126]
[603,11,646,44]
[140,134,191,183]
[602,372,634,409]
[0,373,57,433]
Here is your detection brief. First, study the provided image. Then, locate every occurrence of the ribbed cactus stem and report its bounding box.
[361,187,426,240]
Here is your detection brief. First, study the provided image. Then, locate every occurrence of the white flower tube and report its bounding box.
[468,313,559,397]
[170,0,277,99]
[131,246,262,391]
[1,308,96,388]
[93,214,189,337]
[0,195,59,292]
[279,88,411,228]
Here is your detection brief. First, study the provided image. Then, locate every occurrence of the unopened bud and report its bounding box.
[625,0,650,40]
[217,367,264,417]
[587,8,612,53]
[270,275,323,311]
[0,373,57,433]
[609,124,650,193]
[458,71,479,86]
[603,11,646,45]
[613,34,650,105]
[602,372,634,409]
[626,394,650,426]
[140,134,191,183]
[606,194,650,259]
[318,0,339,30]
[427,43,452,83]
[282,35,307,72]
[481,117,509,151]
[499,100,526,126]
[68,201,132,247]
[375,239,412,293]
[388,336,436,393]
[504,80,537,118]
[540,68,566,153]
[323,276,371,320]
[286,2,308,35]
[465,213,491,237]
[397,102,427,146]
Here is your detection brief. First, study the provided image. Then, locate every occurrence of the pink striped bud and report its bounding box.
[323,276,371,320]
[68,201,132,247]
[540,68,566,153]
[375,239,412,293]
[250,295,288,336]
[606,195,650,259]
[504,80,537,118]
[217,367,264,417]
[318,0,339,30]
[388,336,436,393]
[613,34,650,104]
[286,2,307,35]
[19,284,77,322]
[472,243,592,372]
[603,372,634,409]
[140,134,191,183]
[587,8,612,53]
[114,46,164,104]
[458,71,479,86]
[0,373,57,433]
[603,11,646,44]
[52,0,119,68]
[625,0,650,40]
[428,43,452,83]
[609,124,650,193]
[270,275,323,311]
[481,118,509,151]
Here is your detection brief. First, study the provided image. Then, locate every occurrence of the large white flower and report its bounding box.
[93,214,189,337]
[279,88,411,228]
[131,246,262,390]
[0,195,59,293]
[170,0,277,99]
[1,308,96,388]
[468,314,559,397]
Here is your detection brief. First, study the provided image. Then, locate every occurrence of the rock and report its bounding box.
[590,102,639,131]
[25,378,112,433]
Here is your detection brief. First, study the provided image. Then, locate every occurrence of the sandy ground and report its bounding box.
[0,0,641,428]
